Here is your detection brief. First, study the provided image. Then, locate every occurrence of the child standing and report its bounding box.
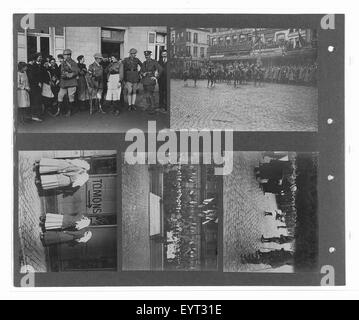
[17,62,30,123]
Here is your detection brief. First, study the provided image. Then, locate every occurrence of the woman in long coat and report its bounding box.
[41,229,92,247]
[37,158,90,175]
[40,170,89,190]
[42,213,91,231]
[77,55,90,109]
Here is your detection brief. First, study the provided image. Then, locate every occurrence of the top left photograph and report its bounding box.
[15,20,169,133]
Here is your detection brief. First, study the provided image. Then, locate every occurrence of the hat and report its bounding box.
[129,48,137,54]
[63,49,72,55]
[144,50,152,56]
[110,52,120,60]
[30,52,42,61]
[94,53,103,59]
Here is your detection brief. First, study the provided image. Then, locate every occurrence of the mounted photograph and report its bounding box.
[122,155,222,271]
[170,28,318,131]
[223,151,318,273]
[18,150,118,273]
[15,23,168,133]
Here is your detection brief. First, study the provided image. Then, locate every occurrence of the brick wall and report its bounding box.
[122,163,151,270]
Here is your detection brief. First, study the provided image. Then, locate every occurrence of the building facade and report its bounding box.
[17,26,167,63]
[207,28,317,61]
[170,28,211,60]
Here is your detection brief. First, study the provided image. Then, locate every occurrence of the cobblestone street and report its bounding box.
[18,151,56,273]
[223,152,292,273]
[122,163,151,271]
[170,80,318,131]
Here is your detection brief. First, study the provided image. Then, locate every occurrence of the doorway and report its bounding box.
[101,28,125,59]
[27,34,50,59]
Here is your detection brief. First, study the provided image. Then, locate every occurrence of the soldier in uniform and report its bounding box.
[88,53,105,114]
[140,50,162,114]
[158,50,168,113]
[58,49,80,117]
[122,48,142,111]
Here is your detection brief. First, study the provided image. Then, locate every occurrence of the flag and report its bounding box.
[298,30,306,47]
[253,29,263,50]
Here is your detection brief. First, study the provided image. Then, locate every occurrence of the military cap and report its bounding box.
[94,53,103,59]
[63,49,72,55]
[129,48,137,54]
[144,50,152,56]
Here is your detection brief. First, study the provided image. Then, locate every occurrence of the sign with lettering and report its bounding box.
[85,175,117,215]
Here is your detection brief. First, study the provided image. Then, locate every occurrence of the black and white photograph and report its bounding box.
[16,25,168,133]
[18,150,118,272]
[223,151,318,273]
[122,157,221,271]
[10,13,346,290]
[170,28,318,131]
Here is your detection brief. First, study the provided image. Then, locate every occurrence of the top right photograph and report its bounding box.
[170,28,318,131]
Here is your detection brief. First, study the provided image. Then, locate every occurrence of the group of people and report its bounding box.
[176,60,317,88]
[34,158,93,248]
[262,63,318,85]
[250,153,298,264]
[17,48,168,123]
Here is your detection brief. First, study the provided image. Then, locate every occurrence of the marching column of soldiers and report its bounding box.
[176,61,317,88]
[17,48,168,123]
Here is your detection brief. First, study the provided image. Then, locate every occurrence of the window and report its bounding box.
[186,46,191,56]
[55,27,64,36]
[156,33,166,44]
[149,32,156,44]
[200,47,205,57]
[186,31,191,42]
[194,33,198,44]
[88,157,117,175]
[193,46,198,57]
[211,38,217,46]
[207,35,211,45]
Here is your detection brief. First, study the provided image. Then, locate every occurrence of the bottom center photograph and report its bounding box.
[122,157,222,271]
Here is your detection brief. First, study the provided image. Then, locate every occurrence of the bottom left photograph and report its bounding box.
[18,150,118,273]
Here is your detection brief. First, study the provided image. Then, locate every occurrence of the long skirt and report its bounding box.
[106,74,122,101]
[42,230,86,246]
[45,213,64,230]
[39,158,73,174]
[45,213,83,230]
[17,89,30,109]
[40,174,71,190]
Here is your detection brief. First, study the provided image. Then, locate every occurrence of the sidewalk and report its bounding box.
[18,151,56,273]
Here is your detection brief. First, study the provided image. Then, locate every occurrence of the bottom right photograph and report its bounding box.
[224,151,318,273]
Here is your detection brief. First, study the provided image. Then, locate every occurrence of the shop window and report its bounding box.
[88,157,117,175]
